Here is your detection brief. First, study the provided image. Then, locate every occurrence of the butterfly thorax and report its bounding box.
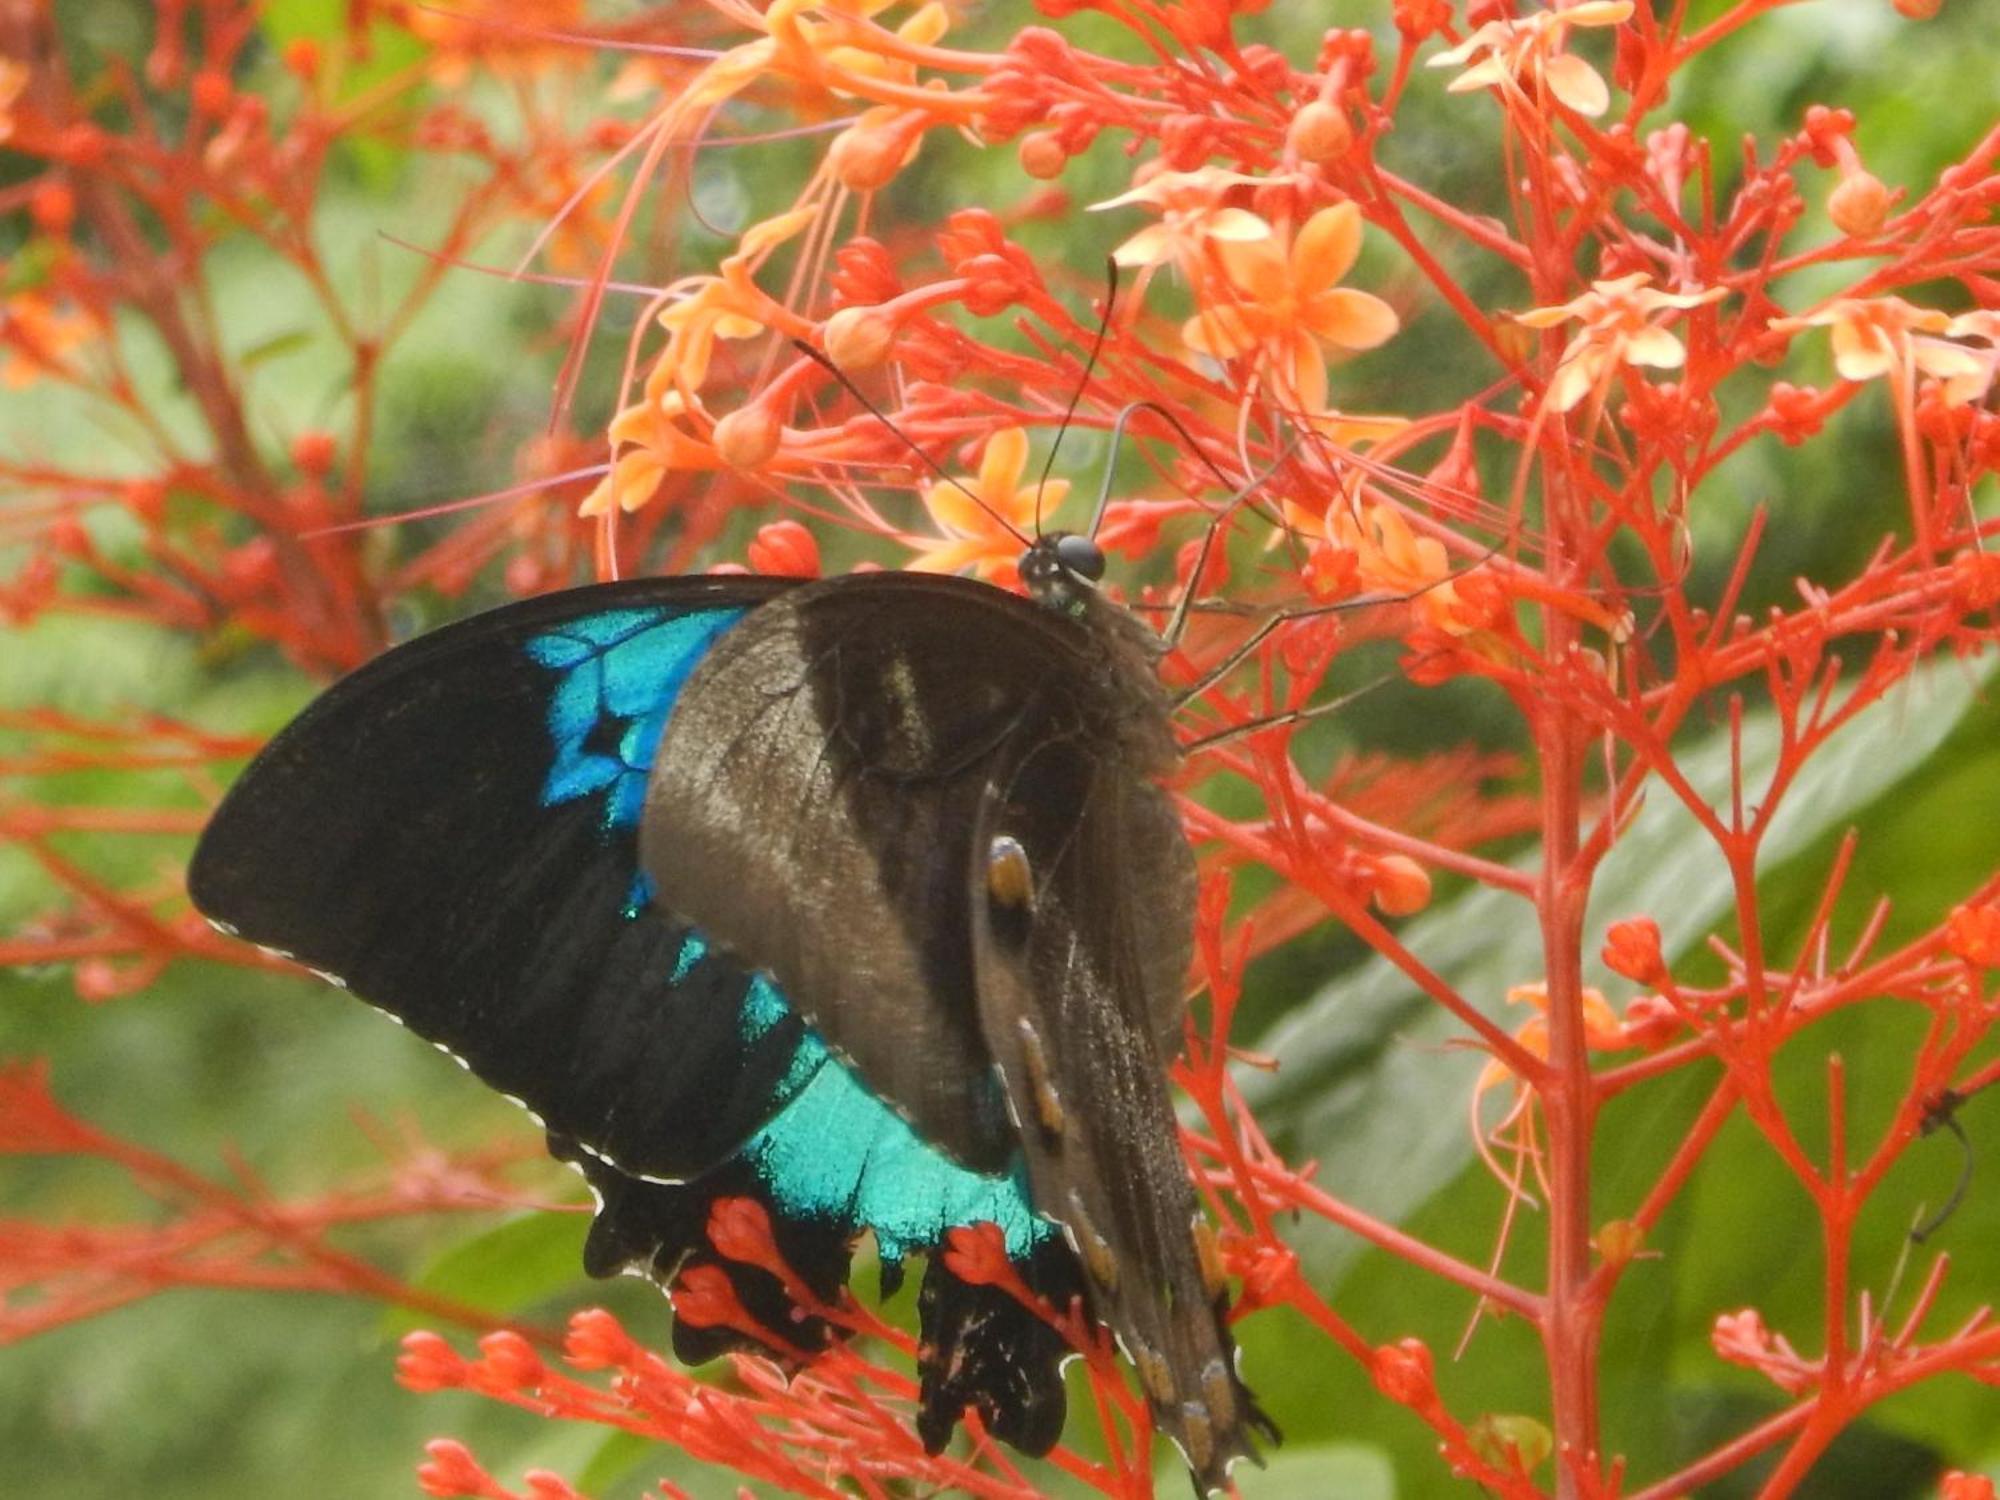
[1020,532,1179,776]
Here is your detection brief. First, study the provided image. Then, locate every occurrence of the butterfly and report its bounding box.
[187,529,1275,1490]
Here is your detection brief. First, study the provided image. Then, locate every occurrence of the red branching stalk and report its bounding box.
[0,1061,561,1346]
[6,1,2000,1497]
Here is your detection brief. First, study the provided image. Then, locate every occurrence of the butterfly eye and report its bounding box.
[986,835,1034,911]
[1053,533,1105,582]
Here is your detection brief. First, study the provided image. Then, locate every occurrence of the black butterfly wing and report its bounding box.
[188,577,814,1181]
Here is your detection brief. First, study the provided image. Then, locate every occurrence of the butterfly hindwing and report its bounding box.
[189,578,812,1181]
[972,740,1270,1487]
[642,572,1264,1484]
[639,573,1086,1175]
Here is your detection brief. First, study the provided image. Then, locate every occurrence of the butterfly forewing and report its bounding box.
[188,578,810,1181]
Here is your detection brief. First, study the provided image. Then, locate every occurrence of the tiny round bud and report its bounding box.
[73,958,122,1003]
[1372,854,1432,916]
[1018,130,1068,179]
[1371,1337,1436,1407]
[291,429,337,475]
[711,403,782,469]
[1828,169,1890,237]
[29,180,75,236]
[190,69,234,117]
[1593,1218,1647,1267]
[747,519,820,578]
[1289,99,1353,162]
[823,305,897,369]
[283,38,322,79]
[502,555,545,596]
[828,119,916,193]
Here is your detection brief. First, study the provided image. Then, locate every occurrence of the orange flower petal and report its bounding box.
[1543,53,1610,116]
[1308,288,1400,351]
[1293,202,1363,287]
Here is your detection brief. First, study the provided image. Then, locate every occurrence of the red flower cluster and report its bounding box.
[4,1,1998,1497]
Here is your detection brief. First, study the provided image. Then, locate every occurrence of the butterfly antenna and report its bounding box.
[1159,429,1307,650]
[1175,660,1428,754]
[1037,258,1122,535]
[1912,1089,1975,1244]
[792,338,1030,547]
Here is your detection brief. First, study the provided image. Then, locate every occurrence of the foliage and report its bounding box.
[3,1,1999,1497]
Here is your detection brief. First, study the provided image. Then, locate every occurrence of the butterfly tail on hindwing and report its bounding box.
[971,738,1274,1493]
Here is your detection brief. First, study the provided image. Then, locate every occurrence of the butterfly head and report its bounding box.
[1020,532,1105,620]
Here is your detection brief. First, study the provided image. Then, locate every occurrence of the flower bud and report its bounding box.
[1018,130,1067,179]
[474,1330,545,1391]
[1593,1217,1647,1268]
[1372,854,1432,916]
[29,181,75,236]
[565,1308,641,1369]
[711,403,782,470]
[747,520,820,579]
[823,305,898,369]
[291,430,337,476]
[1828,169,1890,237]
[1371,1337,1436,1407]
[190,69,233,117]
[1946,901,2000,967]
[828,116,920,193]
[1289,100,1353,162]
[1601,916,1664,982]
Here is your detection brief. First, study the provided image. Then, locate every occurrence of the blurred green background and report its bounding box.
[4,2,1998,1496]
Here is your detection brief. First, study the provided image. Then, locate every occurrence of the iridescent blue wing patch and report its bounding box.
[526,606,747,833]
[190,578,810,1180]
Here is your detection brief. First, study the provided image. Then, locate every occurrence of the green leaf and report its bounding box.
[237,329,315,369]
[382,1211,592,1336]
[1241,655,1996,1285]
[1221,1443,1397,1500]
[575,1431,666,1495]
[257,0,427,100]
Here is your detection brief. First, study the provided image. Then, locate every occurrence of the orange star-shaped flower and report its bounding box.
[1514,272,1725,412]
[1428,1,1634,118]
[907,427,1066,582]
[1089,167,1271,271]
[1776,296,1986,394]
[0,294,99,390]
[1181,202,1400,411]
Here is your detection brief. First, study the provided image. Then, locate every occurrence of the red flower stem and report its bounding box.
[1628,1397,1814,1500]
[1584,1077,1741,1306]
[1534,669,1603,1492]
[1228,1153,1540,1318]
